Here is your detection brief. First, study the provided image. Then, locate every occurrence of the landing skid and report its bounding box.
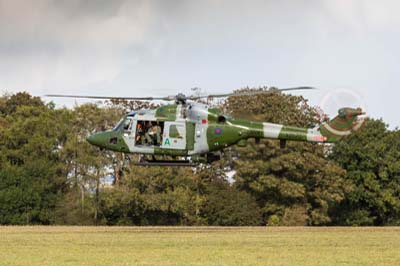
[133,159,197,167]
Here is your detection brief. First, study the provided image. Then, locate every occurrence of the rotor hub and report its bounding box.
[175,93,187,104]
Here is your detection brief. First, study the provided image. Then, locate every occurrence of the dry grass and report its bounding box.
[0,226,399,266]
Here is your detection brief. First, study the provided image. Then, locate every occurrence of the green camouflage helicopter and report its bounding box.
[47,87,365,166]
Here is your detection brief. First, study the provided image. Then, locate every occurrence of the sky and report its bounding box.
[0,0,399,128]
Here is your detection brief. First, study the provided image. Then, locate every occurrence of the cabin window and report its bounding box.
[169,125,184,139]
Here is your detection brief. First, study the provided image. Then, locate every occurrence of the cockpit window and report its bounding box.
[123,117,133,131]
[113,118,125,131]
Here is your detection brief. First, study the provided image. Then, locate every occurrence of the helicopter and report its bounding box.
[47,87,365,166]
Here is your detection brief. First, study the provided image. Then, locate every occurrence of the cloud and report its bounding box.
[321,0,400,32]
[0,0,399,127]
[0,0,159,92]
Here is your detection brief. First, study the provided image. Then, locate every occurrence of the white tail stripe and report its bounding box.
[322,123,352,136]
[322,118,365,137]
[263,123,283,139]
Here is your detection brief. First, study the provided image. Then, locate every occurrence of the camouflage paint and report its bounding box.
[86,130,130,153]
[155,104,177,121]
[207,108,221,123]
[278,126,308,141]
[319,107,365,142]
[87,103,365,157]
[186,122,195,150]
[206,118,264,152]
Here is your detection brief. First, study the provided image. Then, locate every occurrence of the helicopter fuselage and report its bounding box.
[86,101,360,163]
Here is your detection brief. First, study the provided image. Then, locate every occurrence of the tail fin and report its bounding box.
[319,107,365,142]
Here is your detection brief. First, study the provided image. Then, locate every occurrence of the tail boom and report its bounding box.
[260,107,365,143]
[206,107,365,152]
[262,123,327,143]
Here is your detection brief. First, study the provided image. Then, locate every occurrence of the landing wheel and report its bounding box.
[138,154,145,163]
[122,153,131,170]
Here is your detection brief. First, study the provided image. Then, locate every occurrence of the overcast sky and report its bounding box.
[0,0,399,127]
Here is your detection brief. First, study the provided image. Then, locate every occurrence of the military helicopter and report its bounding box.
[47,87,365,166]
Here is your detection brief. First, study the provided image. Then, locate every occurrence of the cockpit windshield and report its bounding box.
[113,113,136,132]
[127,111,136,117]
[113,118,125,131]
[123,117,133,131]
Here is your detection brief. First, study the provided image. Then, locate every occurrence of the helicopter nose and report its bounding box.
[86,133,103,147]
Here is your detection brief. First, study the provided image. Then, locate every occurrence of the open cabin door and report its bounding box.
[162,121,186,149]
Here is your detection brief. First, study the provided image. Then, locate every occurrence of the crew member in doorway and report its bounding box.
[135,122,145,144]
[146,122,162,145]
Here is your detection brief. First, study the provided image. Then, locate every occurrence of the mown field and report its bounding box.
[0,227,399,266]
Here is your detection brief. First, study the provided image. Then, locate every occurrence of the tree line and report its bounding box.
[0,90,399,226]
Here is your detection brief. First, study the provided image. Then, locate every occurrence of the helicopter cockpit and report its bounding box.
[113,112,136,132]
[112,118,125,131]
[123,113,136,132]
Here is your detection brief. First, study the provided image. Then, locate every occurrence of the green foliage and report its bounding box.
[225,89,350,225]
[1,90,399,226]
[223,87,322,127]
[0,92,44,116]
[0,93,67,224]
[203,179,262,226]
[97,167,196,225]
[329,119,400,225]
[56,104,124,224]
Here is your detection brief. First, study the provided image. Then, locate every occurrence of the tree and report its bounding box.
[224,88,351,225]
[56,103,123,225]
[0,92,44,116]
[0,94,68,224]
[100,166,204,225]
[2,91,398,226]
[329,119,400,225]
[202,178,262,226]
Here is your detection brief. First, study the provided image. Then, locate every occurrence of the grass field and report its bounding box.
[1,227,400,266]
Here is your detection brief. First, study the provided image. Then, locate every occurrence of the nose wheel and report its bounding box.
[122,153,131,168]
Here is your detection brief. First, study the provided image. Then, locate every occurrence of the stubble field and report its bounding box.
[0,226,399,266]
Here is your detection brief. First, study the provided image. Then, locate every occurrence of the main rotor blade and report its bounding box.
[190,86,316,100]
[46,86,316,102]
[45,94,173,101]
